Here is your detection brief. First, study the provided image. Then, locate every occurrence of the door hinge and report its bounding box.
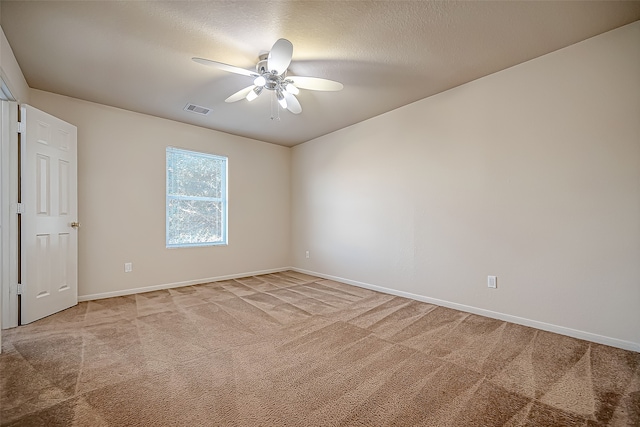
[17,121,25,134]
[16,203,24,214]
[16,283,23,295]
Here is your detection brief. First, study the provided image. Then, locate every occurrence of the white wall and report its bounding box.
[292,22,640,351]
[30,90,291,299]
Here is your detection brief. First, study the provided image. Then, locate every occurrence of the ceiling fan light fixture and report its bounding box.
[276,89,287,108]
[284,82,299,95]
[246,86,262,101]
[254,75,266,87]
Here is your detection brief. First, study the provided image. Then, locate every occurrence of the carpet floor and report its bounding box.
[1,271,638,426]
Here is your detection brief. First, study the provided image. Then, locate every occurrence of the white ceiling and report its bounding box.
[1,1,639,147]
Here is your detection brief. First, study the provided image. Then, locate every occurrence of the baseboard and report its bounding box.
[291,267,640,353]
[78,267,291,302]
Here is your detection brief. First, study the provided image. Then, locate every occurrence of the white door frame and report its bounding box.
[1,81,19,333]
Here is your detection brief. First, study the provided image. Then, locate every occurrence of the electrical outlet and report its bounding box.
[124,262,133,273]
[488,275,497,289]
[305,250,310,259]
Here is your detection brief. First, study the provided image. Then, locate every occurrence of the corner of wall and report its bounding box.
[0,24,30,103]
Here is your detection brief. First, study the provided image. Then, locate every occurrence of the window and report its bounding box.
[166,147,227,247]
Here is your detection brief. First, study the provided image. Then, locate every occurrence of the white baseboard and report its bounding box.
[78,267,291,302]
[291,267,640,353]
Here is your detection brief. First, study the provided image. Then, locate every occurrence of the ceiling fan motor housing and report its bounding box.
[256,57,286,91]
[265,74,283,90]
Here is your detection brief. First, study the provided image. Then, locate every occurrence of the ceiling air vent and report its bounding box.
[184,103,212,115]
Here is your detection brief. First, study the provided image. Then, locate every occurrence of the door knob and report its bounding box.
[71,221,80,228]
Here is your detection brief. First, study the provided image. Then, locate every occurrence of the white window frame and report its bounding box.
[166,147,228,248]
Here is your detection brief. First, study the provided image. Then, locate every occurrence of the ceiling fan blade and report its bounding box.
[283,91,302,114]
[267,39,293,75]
[225,85,256,103]
[287,76,343,91]
[192,57,257,77]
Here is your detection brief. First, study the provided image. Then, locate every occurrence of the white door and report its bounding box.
[20,105,78,324]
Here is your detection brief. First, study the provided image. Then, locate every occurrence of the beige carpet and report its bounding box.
[1,271,638,426]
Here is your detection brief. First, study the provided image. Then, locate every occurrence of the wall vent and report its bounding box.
[184,103,212,115]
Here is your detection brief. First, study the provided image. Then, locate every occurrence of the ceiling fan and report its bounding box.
[193,39,343,115]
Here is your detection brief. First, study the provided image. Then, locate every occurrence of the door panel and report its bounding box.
[21,104,78,324]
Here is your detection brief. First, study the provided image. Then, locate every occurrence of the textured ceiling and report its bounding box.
[1,1,639,146]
